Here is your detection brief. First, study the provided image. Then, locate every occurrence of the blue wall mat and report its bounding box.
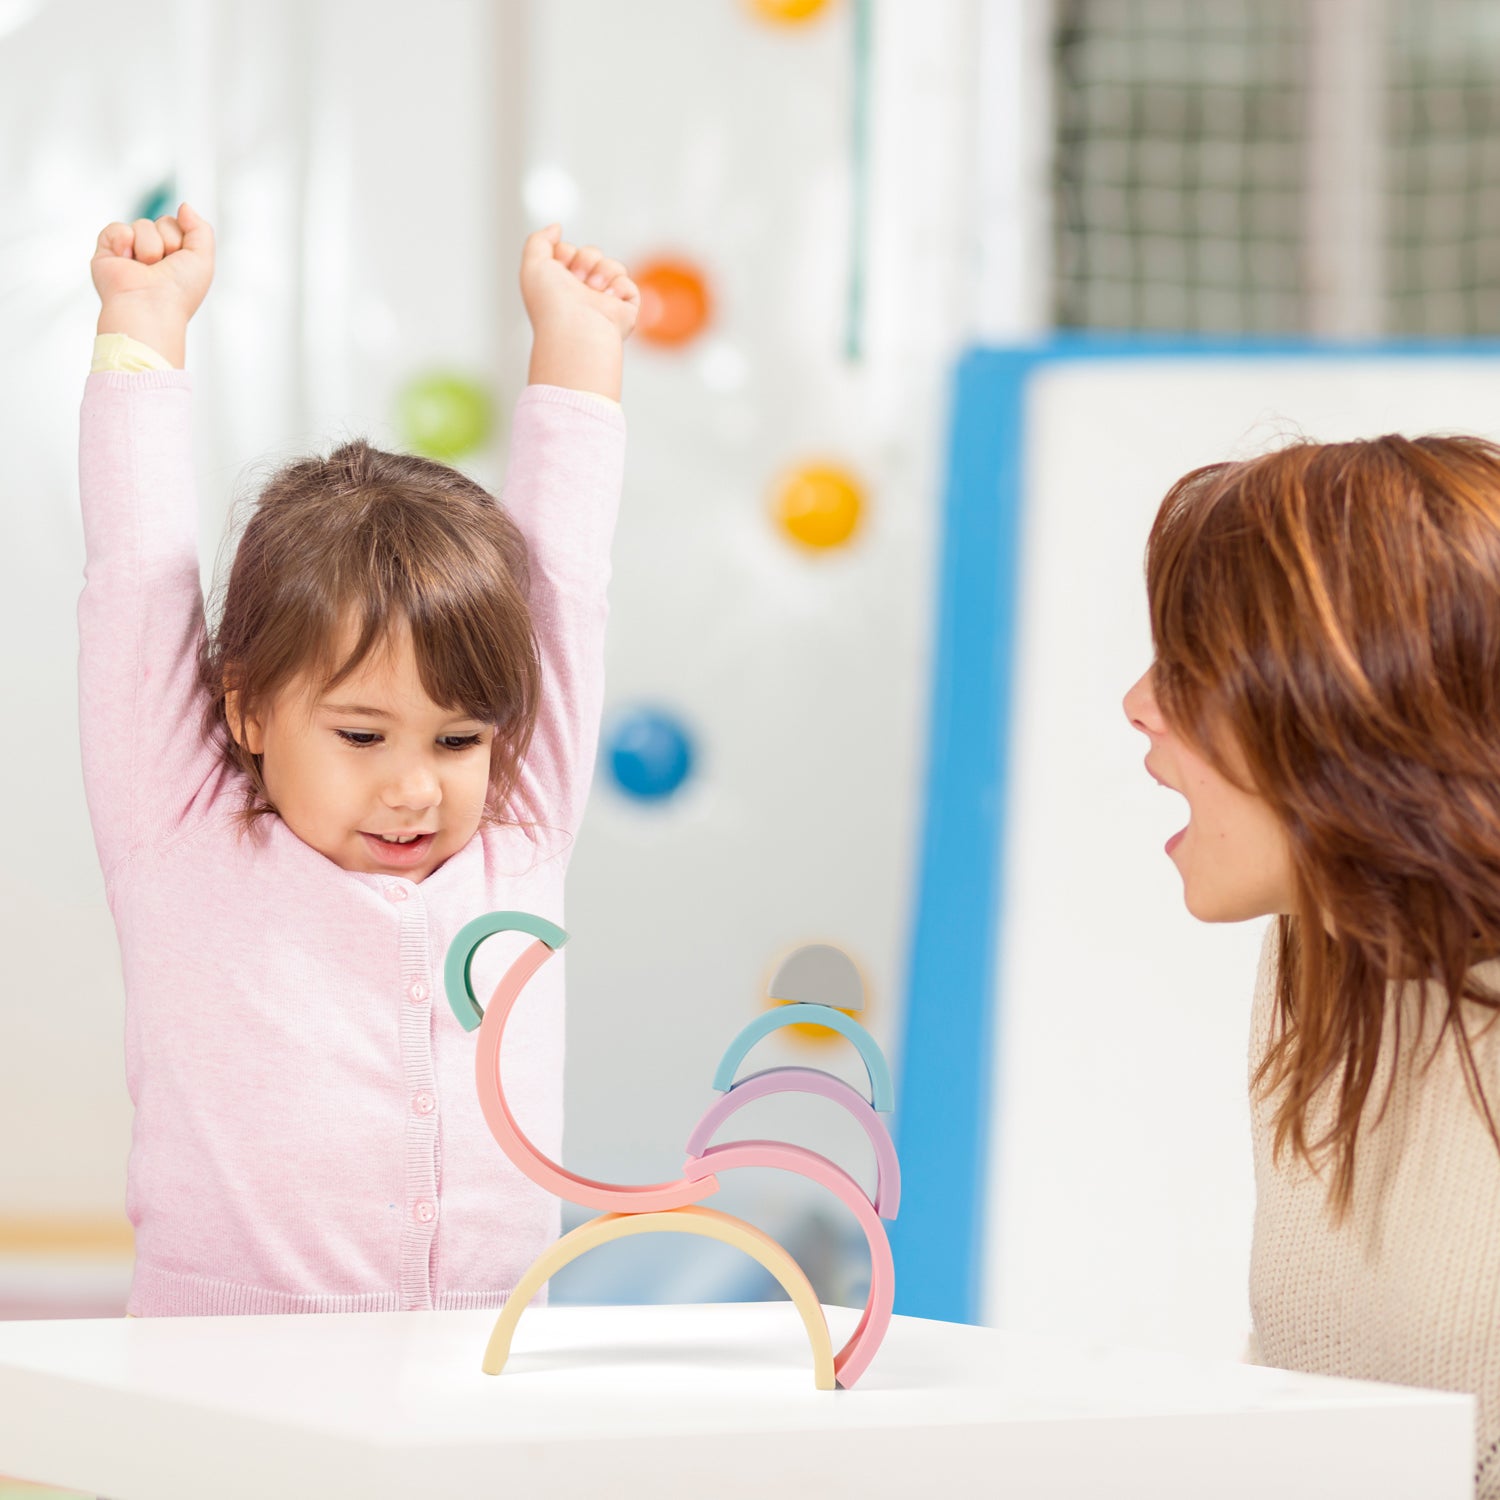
[888,346,1028,1324]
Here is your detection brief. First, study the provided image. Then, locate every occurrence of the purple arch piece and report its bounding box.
[684,1065,900,1219]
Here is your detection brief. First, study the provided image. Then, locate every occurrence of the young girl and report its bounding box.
[81,203,637,1316]
[1124,436,1500,1495]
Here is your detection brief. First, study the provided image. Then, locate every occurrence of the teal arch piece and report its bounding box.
[444,910,569,1032]
[712,1004,893,1112]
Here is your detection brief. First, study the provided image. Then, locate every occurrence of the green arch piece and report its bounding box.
[444,910,569,1032]
[712,1003,893,1112]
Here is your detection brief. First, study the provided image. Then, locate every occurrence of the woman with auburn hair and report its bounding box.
[1124,434,1500,1498]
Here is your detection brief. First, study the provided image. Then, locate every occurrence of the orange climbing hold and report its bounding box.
[634,258,713,348]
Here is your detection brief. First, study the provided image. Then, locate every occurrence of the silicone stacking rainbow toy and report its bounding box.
[442,912,899,1391]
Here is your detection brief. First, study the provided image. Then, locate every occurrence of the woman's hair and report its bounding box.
[1145,434,1500,1217]
[199,439,540,833]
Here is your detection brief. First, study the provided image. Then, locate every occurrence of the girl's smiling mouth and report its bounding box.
[360,831,436,866]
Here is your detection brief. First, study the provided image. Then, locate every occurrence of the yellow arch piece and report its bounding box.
[483,1205,837,1390]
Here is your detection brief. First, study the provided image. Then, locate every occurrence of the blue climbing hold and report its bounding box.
[608,709,694,801]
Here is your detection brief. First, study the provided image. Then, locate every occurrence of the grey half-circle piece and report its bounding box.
[766,943,865,1014]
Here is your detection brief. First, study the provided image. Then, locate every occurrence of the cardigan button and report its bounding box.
[413,1092,436,1116]
[407,980,429,1004]
[413,1200,436,1224]
[385,885,408,902]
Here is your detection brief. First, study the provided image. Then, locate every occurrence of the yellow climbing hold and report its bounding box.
[747,0,834,23]
[773,463,864,550]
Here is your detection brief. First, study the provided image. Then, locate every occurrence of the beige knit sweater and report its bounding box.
[1248,928,1500,1494]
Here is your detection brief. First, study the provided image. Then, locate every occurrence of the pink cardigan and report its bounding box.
[77,372,624,1316]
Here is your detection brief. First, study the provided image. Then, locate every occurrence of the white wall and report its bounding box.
[0,0,507,1248]
[524,0,981,1299]
[985,354,1500,1358]
[1,0,988,1316]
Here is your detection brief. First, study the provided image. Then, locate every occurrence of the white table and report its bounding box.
[0,1302,1473,1498]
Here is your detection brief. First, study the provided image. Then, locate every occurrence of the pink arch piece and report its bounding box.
[474,939,720,1213]
[684,1066,901,1219]
[682,1139,895,1390]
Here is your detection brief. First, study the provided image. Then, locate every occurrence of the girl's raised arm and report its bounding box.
[77,207,223,889]
[503,227,636,841]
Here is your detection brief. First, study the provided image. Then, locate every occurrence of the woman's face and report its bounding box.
[1124,666,1296,922]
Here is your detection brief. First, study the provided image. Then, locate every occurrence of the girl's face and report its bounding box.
[233,624,495,883]
[1123,666,1296,922]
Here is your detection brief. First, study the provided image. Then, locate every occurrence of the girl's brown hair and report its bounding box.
[1146,434,1500,1217]
[199,439,540,832]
